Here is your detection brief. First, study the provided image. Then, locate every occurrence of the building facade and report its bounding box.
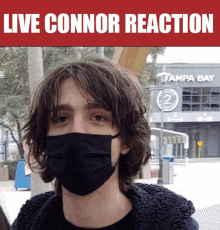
[151,63,220,158]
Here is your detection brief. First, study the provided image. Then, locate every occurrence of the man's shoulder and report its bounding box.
[127,183,198,229]
[133,183,195,212]
[12,191,58,230]
[133,183,194,205]
[22,191,56,210]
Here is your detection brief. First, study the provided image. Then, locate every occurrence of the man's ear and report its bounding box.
[120,144,130,155]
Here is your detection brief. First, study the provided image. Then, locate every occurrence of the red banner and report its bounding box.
[0,0,218,46]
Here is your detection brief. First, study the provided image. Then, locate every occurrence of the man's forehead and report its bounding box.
[52,78,111,112]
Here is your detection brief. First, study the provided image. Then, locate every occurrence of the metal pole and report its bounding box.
[180,142,183,159]
[4,140,7,161]
[185,148,188,158]
[185,149,188,166]
[155,65,172,185]
[157,83,164,184]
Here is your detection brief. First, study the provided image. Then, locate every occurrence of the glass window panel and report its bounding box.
[192,96,200,103]
[202,96,210,103]
[202,88,211,95]
[182,104,191,111]
[202,104,210,111]
[211,104,219,111]
[192,104,200,111]
[211,87,220,96]
[183,96,191,102]
[183,88,192,95]
[211,97,220,104]
[192,88,201,95]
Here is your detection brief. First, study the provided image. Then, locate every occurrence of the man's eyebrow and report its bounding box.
[85,102,110,111]
[51,102,110,113]
[52,104,73,112]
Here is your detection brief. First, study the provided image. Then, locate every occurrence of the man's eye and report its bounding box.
[92,115,107,122]
[54,116,68,123]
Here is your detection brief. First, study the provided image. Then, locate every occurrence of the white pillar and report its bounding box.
[28,47,54,197]
[166,144,173,155]
[142,159,151,179]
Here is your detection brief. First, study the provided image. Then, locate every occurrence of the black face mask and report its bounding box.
[46,132,120,196]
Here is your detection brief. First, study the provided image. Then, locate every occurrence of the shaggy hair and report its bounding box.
[23,55,151,196]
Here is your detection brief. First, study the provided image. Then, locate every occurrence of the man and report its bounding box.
[12,56,198,229]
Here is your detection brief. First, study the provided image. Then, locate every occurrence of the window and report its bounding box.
[211,104,219,111]
[202,104,210,111]
[192,88,201,95]
[202,88,211,95]
[182,104,191,111]
[211,88,220,96]
[182,87,220,111]
[202,96,210,103]
[183,96,191,103]
[211,97,220,104]
[183,88,192,95]
[192,104,200,111]
[192,96,200,103]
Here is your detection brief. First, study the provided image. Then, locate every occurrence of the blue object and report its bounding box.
[163,154,175,162]
[162,154,175,184]
[14,160,31,190]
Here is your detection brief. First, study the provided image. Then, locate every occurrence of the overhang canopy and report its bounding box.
[151,128,189,149]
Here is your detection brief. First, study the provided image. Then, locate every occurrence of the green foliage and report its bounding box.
[0,160,17,180]
[0,47,30,156]
[42,47,79,72]
[0,47,29,119]
[104,47,115,59]
[42,47,99,73]
[142,47,166,84]
[140,47,166,120]
[150,47,166,63]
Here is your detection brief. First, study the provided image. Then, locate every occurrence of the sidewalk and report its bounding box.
[0,180,31,225]
[135,161,220,211]
[1,161,220,225]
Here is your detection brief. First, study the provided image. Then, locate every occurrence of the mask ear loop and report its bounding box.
[111,132,122,168]
[112,132,121,139]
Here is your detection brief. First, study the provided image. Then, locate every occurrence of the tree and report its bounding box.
[150,47,166,64]
[42,47,80,71]
[42,47,98,72]
[104,47,115,59]
[0,47,30,157]
[0,47,82,158]
[139,47,166,115]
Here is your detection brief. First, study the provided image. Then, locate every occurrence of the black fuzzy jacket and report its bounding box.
[12,183,198,230]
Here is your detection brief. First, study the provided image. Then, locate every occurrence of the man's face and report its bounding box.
[47,78,130,166]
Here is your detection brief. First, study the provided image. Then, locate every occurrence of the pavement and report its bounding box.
[0,180,31,225]
[1,161,220,226]
[136,161,220,211]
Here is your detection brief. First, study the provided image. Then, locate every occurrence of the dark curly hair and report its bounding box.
[23,55,151,196]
